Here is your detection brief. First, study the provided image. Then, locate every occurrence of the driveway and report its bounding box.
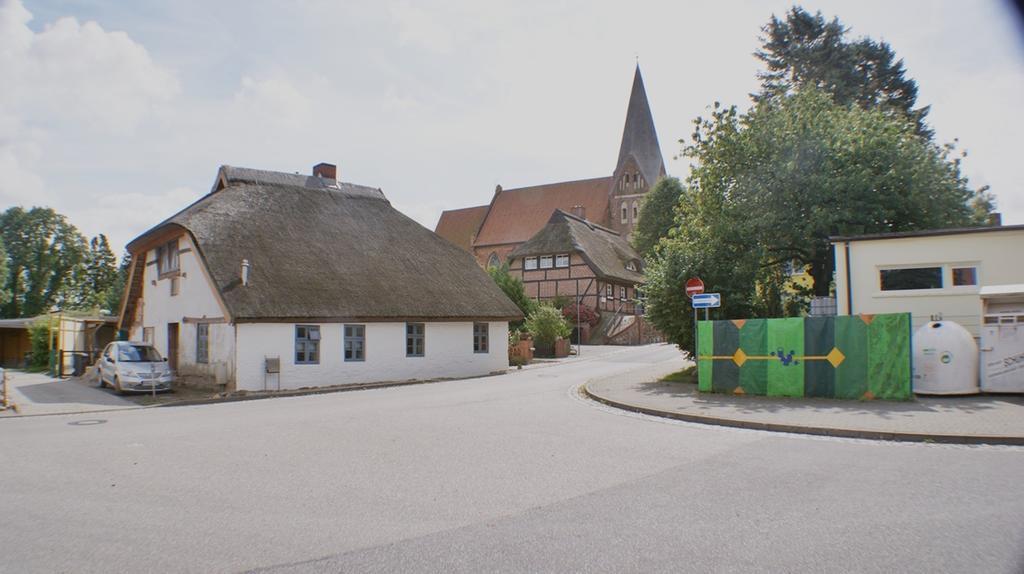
[2,369,136,416]
[1,344,1022,573]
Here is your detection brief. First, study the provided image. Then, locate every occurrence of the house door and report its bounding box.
[167,323,179,371]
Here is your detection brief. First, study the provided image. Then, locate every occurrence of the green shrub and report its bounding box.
[27,318,53,371]
[525,305,571,348]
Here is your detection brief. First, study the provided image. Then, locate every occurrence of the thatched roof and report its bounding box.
[129,166,523,322]
[509,210,644,284]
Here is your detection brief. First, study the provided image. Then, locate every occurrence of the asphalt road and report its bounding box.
[1,344,1022,573]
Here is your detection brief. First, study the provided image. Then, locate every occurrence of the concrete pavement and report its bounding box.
[1,344,1022,573]
[1,370,136,416]
[585,367,1024,444]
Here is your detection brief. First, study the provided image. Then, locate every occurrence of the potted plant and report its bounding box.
[525,305,572,358]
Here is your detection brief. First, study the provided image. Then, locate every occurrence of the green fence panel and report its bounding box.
[697,321,714,392]
[738,319,768,395]
[867,314,912,400]
[803,316,836,398]
[766,317,805,397]
[711,320,741,393]
[695,313,911,401]
[833,315,869,399]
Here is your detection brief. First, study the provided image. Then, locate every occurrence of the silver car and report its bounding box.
[97,342,174,394]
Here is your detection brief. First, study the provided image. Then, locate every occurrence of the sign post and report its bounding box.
[685,278,705,362]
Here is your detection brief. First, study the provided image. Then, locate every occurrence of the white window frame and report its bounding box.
[555,254,569,268]
[539,255,554,269]
[524,257,538,271]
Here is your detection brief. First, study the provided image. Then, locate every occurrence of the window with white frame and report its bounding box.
[539,255,553,269]
[555,254,569,268]
[620,286,627,300]
[406,323,425,357]
[344,324,365,361]
[473,322,489,353]
[295,325,320,364]
[606,284,612,298]
[524,257,538,270]
[879,267,942,291]
[952,266,978,286]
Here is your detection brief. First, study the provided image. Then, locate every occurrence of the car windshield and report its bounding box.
[118,345,162,362]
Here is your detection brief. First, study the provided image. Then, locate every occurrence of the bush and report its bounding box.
[525,305,572,348]
[28,317,53,371]
[561,303,599,327]
[488,264,536,328]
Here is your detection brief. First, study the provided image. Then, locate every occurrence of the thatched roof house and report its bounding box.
[119,163,522,393]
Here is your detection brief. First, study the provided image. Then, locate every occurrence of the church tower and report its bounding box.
[609,65,666,239]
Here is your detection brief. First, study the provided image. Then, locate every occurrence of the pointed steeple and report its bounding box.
[614,65,665,186]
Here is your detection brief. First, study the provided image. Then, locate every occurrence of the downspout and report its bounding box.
[844,241,853,315]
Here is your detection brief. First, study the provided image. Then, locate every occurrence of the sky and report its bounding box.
[2,0,1023,255]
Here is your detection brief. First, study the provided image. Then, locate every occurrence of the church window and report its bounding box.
[632,201,639,221]
[524,257,538,270]
[487,252,500,268]
[621,203,628,223]
[539,255,554,269]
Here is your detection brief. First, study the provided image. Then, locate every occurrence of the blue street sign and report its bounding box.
[691,292,721,308]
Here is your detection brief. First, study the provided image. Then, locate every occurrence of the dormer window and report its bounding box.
[626,260,639,272]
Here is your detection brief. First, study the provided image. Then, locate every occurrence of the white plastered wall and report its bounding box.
[131,233,235,385]
[834,228,1024,337]
[234,321,509,392]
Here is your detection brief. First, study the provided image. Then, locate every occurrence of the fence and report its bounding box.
[697,313,912,400]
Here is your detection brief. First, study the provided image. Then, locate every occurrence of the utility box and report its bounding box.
[979,285,1024,392]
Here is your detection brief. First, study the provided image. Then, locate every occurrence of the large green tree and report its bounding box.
[646,88,982,352]
[0,207,87,318]
[0,237,11,309]
[755,6,930,136]
[632,177,685,258]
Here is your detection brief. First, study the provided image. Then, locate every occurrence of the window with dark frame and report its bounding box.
[952,267,978,286]
[539,255,553,269]
[196,323,209,364]
[406,323,425,357]
[621,204,628,223]
[620,286,626,300]
[555,254,569,268]
[156,239,179,275]
[473,322,489,353]
[879,267,943,291]
[295,325,320,364]
[344,324,365,361]
[606,284,612,298]
[524,257,538,270]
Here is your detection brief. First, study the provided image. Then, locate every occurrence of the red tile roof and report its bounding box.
[473,177,612,247]
[434,205,488,252]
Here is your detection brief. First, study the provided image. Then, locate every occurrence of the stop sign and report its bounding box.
[685,277,705,299]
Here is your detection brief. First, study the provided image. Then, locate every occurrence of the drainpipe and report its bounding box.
[844,241,853,315]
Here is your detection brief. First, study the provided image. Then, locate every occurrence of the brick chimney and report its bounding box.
[571,205,586,220]
[313,162,337,181]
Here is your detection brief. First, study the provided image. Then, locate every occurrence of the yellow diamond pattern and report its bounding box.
[732,348,748,367]
[826,347,846,367]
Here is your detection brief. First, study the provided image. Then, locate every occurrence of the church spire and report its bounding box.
[614,64,665,186]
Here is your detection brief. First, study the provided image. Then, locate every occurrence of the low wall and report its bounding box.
[697,313,912,400]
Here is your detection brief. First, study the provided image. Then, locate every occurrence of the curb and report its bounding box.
[582,383,1024,446]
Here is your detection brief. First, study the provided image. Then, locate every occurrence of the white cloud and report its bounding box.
[0,0,180,226]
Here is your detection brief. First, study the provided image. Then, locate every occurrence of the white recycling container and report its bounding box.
[912,320,979,395]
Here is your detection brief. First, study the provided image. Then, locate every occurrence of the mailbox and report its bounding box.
[265,357,280,374]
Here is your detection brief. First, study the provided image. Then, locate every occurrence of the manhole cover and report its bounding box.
[68,419,107,426]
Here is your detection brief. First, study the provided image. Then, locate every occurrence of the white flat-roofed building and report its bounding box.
[832,224,1024,337]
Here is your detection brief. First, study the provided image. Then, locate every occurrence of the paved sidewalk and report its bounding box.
[585,364,1024,445]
